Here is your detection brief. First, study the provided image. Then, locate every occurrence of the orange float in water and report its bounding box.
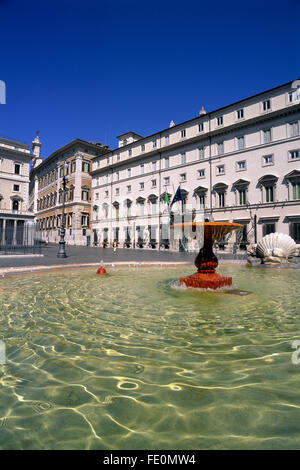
[172,222,243,290]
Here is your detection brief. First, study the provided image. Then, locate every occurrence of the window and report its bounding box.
[237,160,246,171]
[128,168,131,178]
[165,157,169,169]
[71,161,76,173]
[12,200,19,211]
[263,129,271,144]
[117,153,120,161]
[105,190,109,198]
[81,214,89,227]
[82,161,89,172]
[217,165,225,174]
[263,223,275,236]
[217,142,224,155]
[263,155,273,166]
[127,185,131,193]
[239,188,247,205]
[115,188,119,196]
[165,136,169,145]
[152,161,157,171]
[198,123,204,132]
[265,186,274,202]
[290,222,300,243]
[217,116,223,126]
[237,109,244,119]
[199,194,205,208]
[140,182,144,190]
[181,129,186,138]
[14,163,20,175]
[198,169,205,178]
[218,192,225,207]
[152,179,157,187]
[13,184,20,191]
[105,174,109,184]
[289,121,299,137]
[115,171,119,181]
[180,173,186,182]
[164,177,170,185]
[139,164,144,175]
[262,99,271,111]
[128,149,132,156]
[289,150,300,160]
[153,140,157,148]
[237,136,245,150]
[288,90,298,103]
[198,147,205,159]
[292,182,300,200]
[141,144,145,152]
[82,190,89,201]
[106,156,110,164]
[181,152,186,164]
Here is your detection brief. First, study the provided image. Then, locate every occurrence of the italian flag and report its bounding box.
[162,191,169,213]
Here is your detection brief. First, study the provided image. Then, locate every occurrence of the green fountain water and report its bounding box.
[0,266,299,450]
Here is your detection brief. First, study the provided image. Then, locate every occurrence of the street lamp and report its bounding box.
[57,162,68,258]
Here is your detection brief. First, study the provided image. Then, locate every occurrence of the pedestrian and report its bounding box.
[113,240,117,254]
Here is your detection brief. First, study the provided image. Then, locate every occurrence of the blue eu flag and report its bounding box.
[170,186,183,209]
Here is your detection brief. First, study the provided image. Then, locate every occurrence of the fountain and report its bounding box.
[172,222,243,289]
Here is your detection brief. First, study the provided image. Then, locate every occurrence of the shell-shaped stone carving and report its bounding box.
[256,232,297,260]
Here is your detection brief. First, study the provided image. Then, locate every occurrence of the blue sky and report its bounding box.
[0,0,299,157]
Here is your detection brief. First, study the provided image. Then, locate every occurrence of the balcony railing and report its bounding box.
[0,209,34,216]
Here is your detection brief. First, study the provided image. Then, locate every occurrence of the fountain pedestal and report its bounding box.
[173,222,243,290]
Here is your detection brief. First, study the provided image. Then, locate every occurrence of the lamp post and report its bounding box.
[57,162,68,258]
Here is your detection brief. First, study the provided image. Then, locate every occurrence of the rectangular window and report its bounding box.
[140,164,144,174]
[265,186,274,202]
[95,193,99,200]
[237,160,246,171]
[105,174,109,184]
[152,179,157,187]
[292,183,300,200]
[263,223,275,236]
[128,168,131,178]
[82,161,89,172]
[141,144,145,152]
[153,140,157,148]
[289,121,299,137]
[106,156,110,164]
[263,155,273,165]
[198,169,205,178]
[105,190,109,198]
[217,116,223,126]
[263,99,271,111]
[71,161,76,173]
[288,90,298,103]
[217,165,225,174]
[289,150,300,160]
[181,152,186,164]
[198,147,205,159]
[198,123,204,132]
[237,109,244,119]
[165,157,169,169]
[165,136,169,145]
[116,171,119,181]
[82,190,89,201]
[217,142,224,155]
[180,173,186,182]
[164,177,170,185]
[181,129,186,138]
[218,192,225,207]
[117,153,120,161]
[115,188,119,196]
[237,136,245,150]
[13,184,20,191]
[263,129,271,143]
[127,185,131,193]
[128,149,132,156]
[140,182,144,190]
[239,189,246,205]
[290,222,300,243]
[14,163,20,175]
[152,161,157,171]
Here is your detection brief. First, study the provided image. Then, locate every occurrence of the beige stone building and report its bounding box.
[29,138,109,245]
[90,79,300,250]
[0,137,34,245]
